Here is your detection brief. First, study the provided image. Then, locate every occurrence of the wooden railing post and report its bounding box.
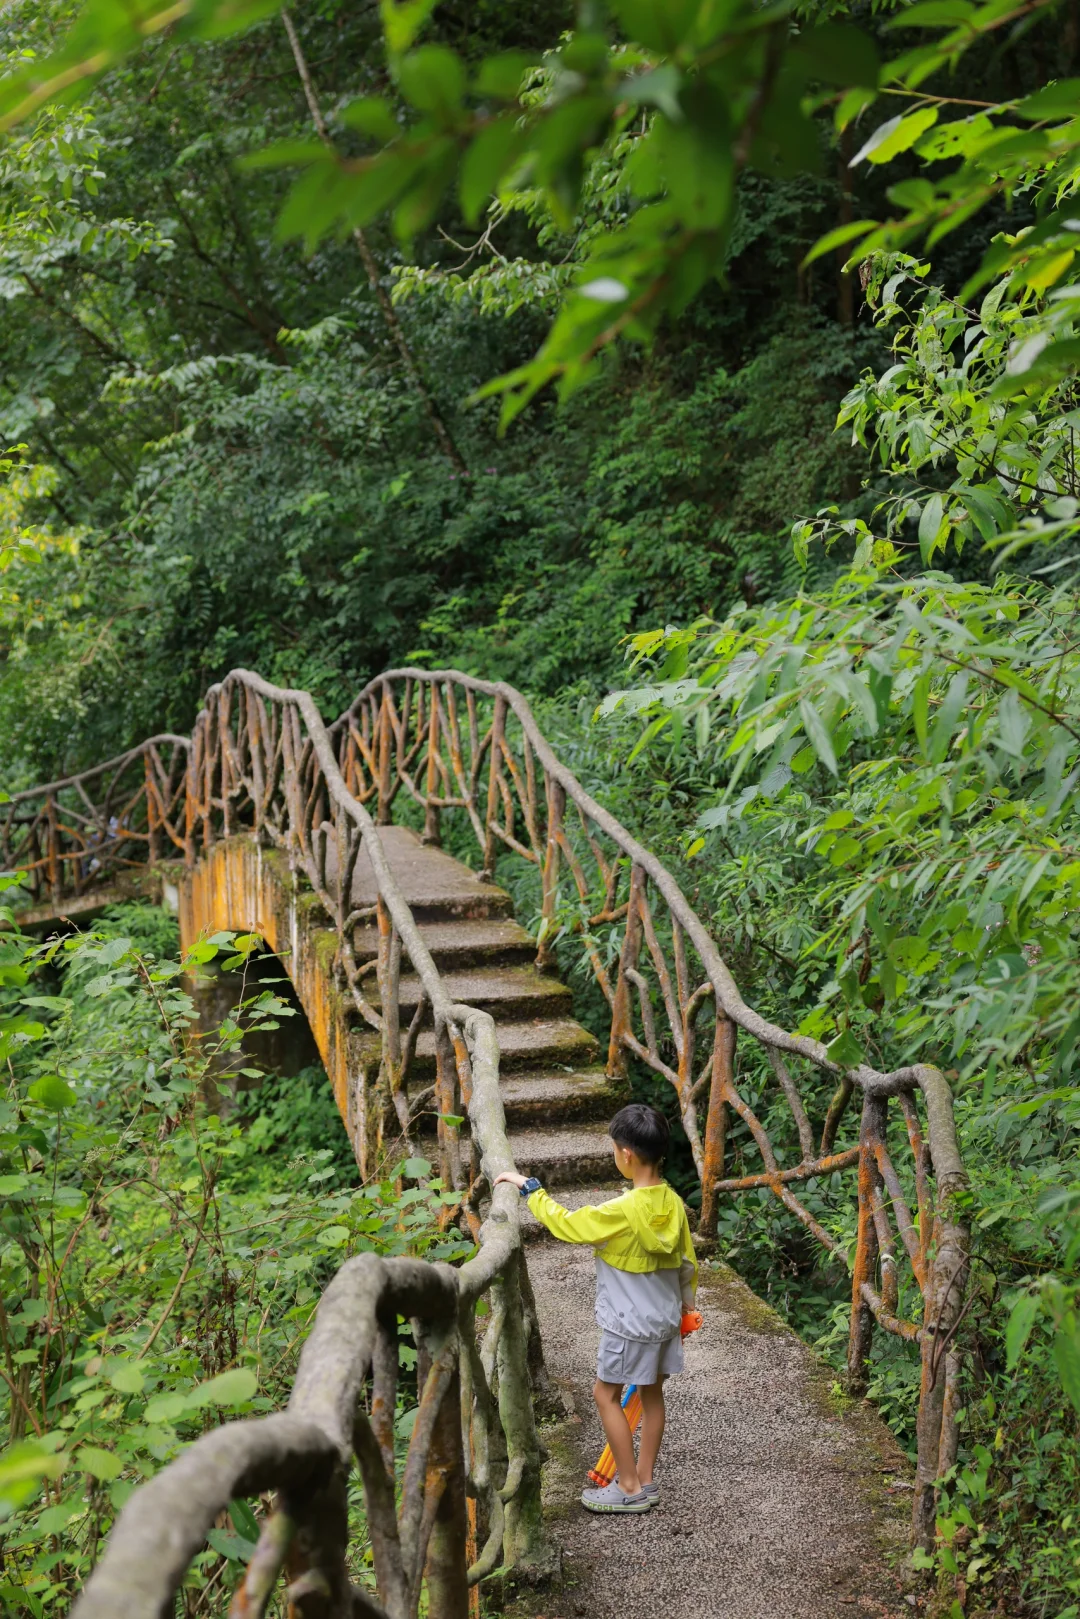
[219,685,232,839]
[184,730,198,866]
[496,1253,548,1573]
[374,895,401,1170]
[423,1352,470,1619]
[537,776,564,969]
[45,794,60,910]
[377,686,393,825]
[481,695,506,879]
[914,1153,970,1549]
[246,685,265,837]
[144,753,160,866]
[607,864,645,1081]
[516,1245,551,1399]
[423,688,442,847]
[698,1013,735,1240]
[847,1092,885,1394]
[435,1026,464,1191]
[202,707,215,851]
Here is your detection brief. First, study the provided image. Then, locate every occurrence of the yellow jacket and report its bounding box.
[526,1181,698,1287]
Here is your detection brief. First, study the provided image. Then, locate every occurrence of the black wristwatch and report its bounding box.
[519,1177,542,1196]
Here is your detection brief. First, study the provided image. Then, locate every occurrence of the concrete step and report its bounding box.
[352,916,536,970]
[506,1122,616,1188]
[500,1065,622,1126]
[338,824,616,1194]
[411,1063,618,1135]
[340,825,514,922]
[409,1017,599,1077]
[376,966,573,1024]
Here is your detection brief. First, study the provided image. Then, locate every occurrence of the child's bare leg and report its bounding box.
[637,1377,666,1485]
[593,1380,641,1494]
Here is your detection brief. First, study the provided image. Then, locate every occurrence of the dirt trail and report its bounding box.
[521,1190,920,1619]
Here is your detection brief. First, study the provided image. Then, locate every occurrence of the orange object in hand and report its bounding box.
[586,1309,703,1487]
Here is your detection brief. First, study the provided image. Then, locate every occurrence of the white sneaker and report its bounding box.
[580,1480,652,1514]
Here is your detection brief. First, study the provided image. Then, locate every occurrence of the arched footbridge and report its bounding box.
[2,669,970,1618]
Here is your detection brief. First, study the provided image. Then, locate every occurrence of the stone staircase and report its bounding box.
[351,825,623,1186]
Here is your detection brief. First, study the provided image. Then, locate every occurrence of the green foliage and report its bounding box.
[2,0,1080,1610]
[825,251,1080,569]
[8,0,1063,778]
[584,230,1080,1606]
[608,561,1080,1084]
[7,0,1074,431]
[0,0,886,425]
[0,296,861,769]
[0,903,469,1614]
[0,451,56,584]
[822,12,1080,324]
[224,1063,359,1190]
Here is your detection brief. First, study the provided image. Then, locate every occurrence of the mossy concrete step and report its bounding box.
[411,1119,614,1184]
[352,916,537,970]
[374,966,573,1024]
[506,1122,615,1188]
[341,824,513,921]
[500,1065,622,1126]
[406,1017,599,1078]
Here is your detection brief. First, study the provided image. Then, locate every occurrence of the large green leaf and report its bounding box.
[190,1368,258,1409]
[28,1075,77,1110]
[109,1363,146,1395]
[798,697,838,776]
[851,108,938,167]
[76,1445,123,1482]
[1004,1290,1040,1370]
[0,1442,66,1523]
[380,0,438,56]
[459,115,524,225]
[1053,1325,1080,1414]
[398,46,466,119]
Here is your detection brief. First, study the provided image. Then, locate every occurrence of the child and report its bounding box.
[494,1102,697,1515]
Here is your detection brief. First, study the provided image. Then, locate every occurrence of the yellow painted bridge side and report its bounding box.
[179,836,376,1170]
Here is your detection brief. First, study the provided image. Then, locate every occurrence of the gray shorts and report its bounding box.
[596,1330,684,1386]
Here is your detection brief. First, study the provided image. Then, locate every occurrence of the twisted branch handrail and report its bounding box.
[1,734,189,909]
[2,666,972,1553]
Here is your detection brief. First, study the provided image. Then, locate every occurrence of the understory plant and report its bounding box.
[0,898,468,1617]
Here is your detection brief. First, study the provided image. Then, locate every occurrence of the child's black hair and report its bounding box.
[608,1102,669,1167]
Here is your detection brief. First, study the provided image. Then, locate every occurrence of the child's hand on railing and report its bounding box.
[494,1171,528,1190]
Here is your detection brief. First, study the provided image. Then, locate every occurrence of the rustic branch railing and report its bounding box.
[2,665,972,1554]
[1,735,189,911]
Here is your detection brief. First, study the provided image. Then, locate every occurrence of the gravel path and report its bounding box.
[519,1187,920,1619]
